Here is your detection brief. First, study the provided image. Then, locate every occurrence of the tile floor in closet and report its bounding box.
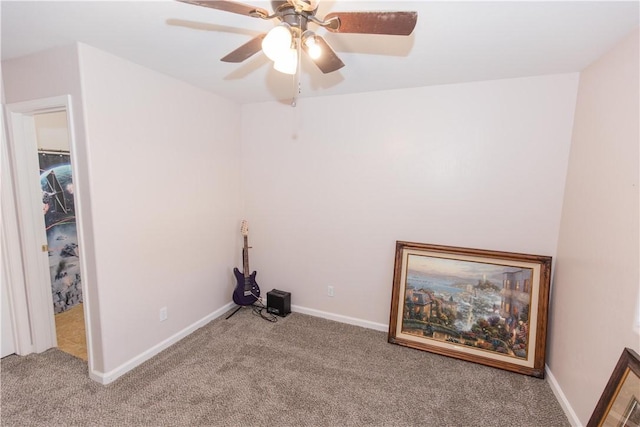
[54,303,87,361]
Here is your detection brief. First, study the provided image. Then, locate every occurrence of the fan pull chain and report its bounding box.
[291,18,302,108]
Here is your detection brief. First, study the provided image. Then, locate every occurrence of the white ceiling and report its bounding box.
[2,1,639,105]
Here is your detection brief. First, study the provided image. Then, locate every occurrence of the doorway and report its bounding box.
[35,111,87,361]
[3,95,91,365]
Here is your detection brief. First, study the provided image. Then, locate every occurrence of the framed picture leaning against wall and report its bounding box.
[388,241,552,378]
[588,348,640,427]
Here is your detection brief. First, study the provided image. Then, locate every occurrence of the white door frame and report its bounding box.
[1,120,26,356]
[3,95,92,363]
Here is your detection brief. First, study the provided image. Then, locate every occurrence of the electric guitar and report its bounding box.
[232,220,260,306]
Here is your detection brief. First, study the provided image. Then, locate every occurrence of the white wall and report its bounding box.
[77,44,242,374]
[6,40,631,423]
[548,28,639,425]
[2,44,105,370]
[3,44,243,380]
[241,73,579,326]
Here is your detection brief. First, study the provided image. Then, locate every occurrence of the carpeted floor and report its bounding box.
[1,309,569,426]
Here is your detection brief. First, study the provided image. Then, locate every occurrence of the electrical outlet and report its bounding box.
[328,286,334,297]
[159,307,168,322]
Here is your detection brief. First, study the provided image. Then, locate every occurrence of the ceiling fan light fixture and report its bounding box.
[179,0,419,79]
[302,31,322,59]
[262,23,293,62]
[273,48,298,75]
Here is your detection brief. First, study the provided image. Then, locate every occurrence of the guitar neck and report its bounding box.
[243,235,250,278]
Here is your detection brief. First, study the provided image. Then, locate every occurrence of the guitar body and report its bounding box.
[232,267,259,306]
[232,220,260,306]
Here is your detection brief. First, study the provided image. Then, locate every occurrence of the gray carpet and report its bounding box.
[1,309,569,426]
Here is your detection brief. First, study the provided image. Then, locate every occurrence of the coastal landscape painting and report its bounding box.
[388,241,552,377]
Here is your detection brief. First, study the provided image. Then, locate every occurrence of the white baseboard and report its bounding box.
[291,304,388,332]
[88,301,389,385]
[89,301,235,385]
[294,306,583,426]
[545,364,582,426]
[87,298,581,427]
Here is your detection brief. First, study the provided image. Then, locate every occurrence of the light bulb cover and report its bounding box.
[273,48,298,75]
[302,30,322,60]
[262,24,293,62]
[306,39,321,59]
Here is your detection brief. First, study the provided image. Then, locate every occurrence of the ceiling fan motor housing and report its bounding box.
[273,0,317,13]
[274,3,314,35]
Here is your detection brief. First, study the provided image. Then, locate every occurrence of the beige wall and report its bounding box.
[548,28,639,425]
[35,111,70,152]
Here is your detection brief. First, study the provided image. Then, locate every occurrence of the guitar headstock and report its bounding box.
[240,220,248,237]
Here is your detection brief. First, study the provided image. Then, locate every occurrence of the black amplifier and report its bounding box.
[266,289,291,317]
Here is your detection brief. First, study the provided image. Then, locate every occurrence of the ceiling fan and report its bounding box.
[177,0,418,75]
